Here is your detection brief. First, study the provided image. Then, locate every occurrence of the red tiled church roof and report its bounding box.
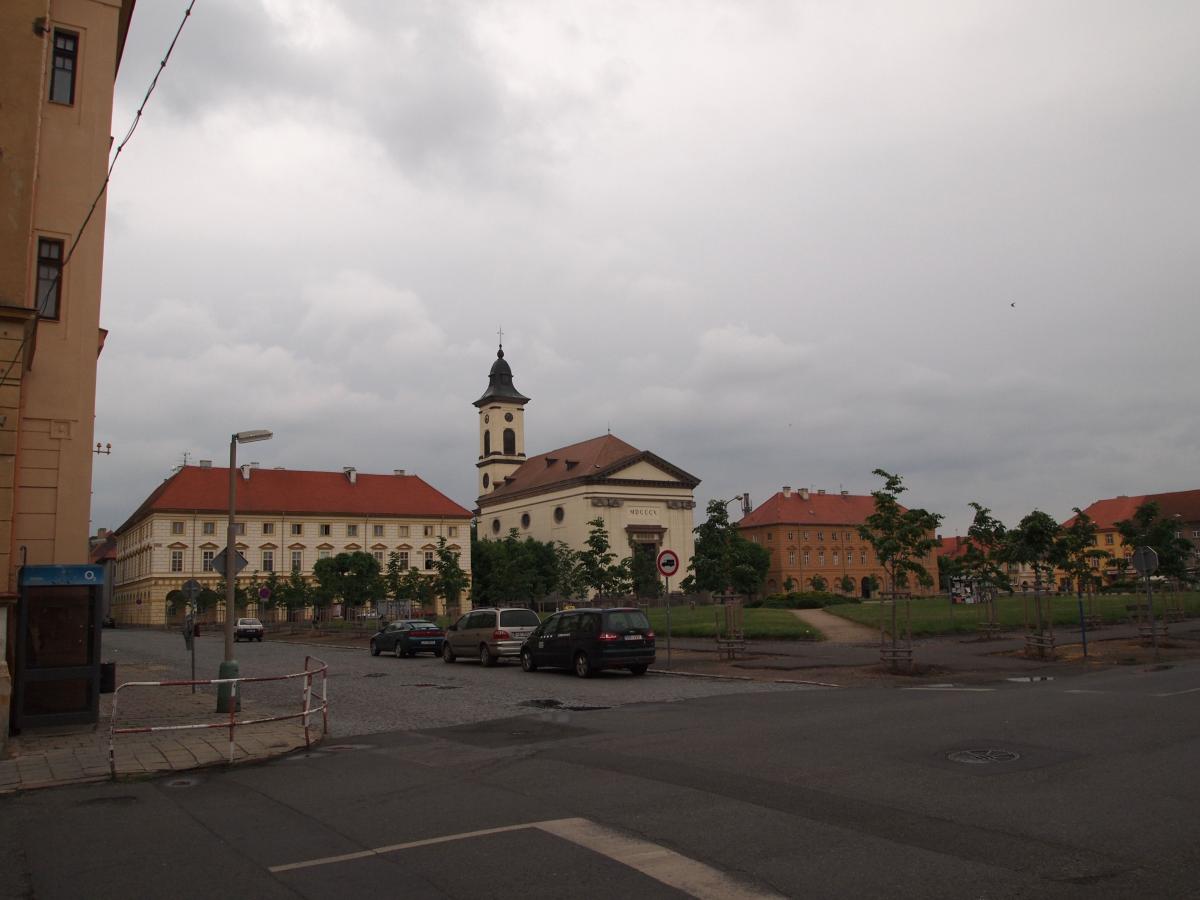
[738,491,892,528]
[939,536,970,559]
[480,434,700,504]
[117,467,471,534]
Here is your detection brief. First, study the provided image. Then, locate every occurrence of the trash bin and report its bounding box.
[99,661,116,694]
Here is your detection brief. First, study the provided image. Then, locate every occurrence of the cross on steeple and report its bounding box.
[497,325,503,347]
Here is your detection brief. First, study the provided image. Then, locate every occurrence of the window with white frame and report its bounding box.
[803,551,810,565]
[788,549,796,565]
[373,550,384,565]
[263,522,274,535]
[818,551,825,566]
[319,524,331,536]
[397,550,409,568]
[398,526,410,537]
[424,550,434,570]
[202,550,215,572]
[170,550,183,572]
[202,521,215,535]
[261,550,274,572]
[373,525,384,537]
[291,523,303,536]
[291,550,302,572]
[318,549,331,560]
[347,524,358,537]
[448,526,458,538]
[234,523,246,535]
[423,525,434,537]
[171,521,184,535]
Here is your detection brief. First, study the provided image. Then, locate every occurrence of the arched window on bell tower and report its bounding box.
[483,430,492,456]
[503,429,515,455]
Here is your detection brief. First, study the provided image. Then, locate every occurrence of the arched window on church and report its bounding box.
[503,428,515,455]
[483,430,491,455]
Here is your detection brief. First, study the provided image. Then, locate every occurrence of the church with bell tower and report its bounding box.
[474,343,701,584]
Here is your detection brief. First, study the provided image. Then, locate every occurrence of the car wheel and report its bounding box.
[629,664,648,676]
[395,643,406,659]
[480,644,496,668]
[370,640,380,657]
[442,642,456,664]
[520,649,537,672]
[574,651,593,679]
[234,635,240,643]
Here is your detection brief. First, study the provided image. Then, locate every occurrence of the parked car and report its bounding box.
[520,607,654,677]
[442,607,541,666]
[234,617,264,642]
[370,620,445,658]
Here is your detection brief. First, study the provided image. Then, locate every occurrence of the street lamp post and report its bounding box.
[217,428,272,713]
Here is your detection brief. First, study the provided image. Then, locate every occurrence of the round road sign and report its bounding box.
[656,549,680,578]
[1131,546,1159,577]
[259,586,272,600]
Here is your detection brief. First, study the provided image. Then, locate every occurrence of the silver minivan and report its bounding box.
[442,607,541,667]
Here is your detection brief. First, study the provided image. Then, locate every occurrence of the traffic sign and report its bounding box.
[259,586,272,600]
[181,578,203,601]
[1131,546,1159,577]
[212,547,248,576]
[656,549,680,578]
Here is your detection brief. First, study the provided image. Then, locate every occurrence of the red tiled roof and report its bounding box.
[1067,488,1200,529]
[117,467,471,534]
[738,491,893,528]
[479,434,700,505]
[939,536,970,559]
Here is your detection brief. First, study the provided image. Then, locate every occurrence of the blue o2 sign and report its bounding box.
[656,549,680,578]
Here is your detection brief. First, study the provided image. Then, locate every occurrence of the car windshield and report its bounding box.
[604,610,650,631]
[410,623,439,631]
[499,609,540,627]
[238,618,261,626]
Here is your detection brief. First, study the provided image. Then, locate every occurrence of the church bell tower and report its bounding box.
[474,344,529,499]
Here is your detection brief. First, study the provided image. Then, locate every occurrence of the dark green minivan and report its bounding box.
[520,608,655,678]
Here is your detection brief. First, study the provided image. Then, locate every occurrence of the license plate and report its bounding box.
[624,635,642,641]
[420,640,434,645]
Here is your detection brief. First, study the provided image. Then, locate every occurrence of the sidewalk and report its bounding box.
[0,662,319,795]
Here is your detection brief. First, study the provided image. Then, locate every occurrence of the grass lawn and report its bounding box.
[645,605,819,640]
[826,591,1200,637]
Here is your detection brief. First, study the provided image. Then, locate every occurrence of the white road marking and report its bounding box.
[270,816,784,898]
[1063,690,1107,694]
[1153,687,1200,698]
[539,817,784,900]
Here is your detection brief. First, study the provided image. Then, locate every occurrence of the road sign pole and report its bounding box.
[1145,570,1158,662]
[219,436,241,713]
[665,574,672,669]
[655,549,680,670]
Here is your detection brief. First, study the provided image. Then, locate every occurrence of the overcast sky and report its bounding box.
[93,0,1200,537]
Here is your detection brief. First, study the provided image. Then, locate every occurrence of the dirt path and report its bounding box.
[791,608,877,643]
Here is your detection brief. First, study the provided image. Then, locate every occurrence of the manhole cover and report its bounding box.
[947,749,1021,765]
[363,672,388,678]
[521,698,563,709]
[165,778,199,788]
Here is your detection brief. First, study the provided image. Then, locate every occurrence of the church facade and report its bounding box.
[474,347,700,579]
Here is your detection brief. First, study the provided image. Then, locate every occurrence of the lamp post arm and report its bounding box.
[225,434,237,664]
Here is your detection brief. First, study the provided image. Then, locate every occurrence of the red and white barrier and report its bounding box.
[108,655,329,775]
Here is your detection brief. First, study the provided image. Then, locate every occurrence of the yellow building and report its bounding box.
[0,0,134,744]
[474,347,699,584]
[113,464,473,625]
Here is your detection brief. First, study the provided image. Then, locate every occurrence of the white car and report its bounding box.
[234,617,264,642]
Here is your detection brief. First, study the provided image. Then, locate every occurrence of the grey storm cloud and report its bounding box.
[92,0,1200,538]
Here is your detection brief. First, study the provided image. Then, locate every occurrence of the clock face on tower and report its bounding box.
[504,413,514,422]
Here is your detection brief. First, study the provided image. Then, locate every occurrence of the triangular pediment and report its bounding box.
[606,458,684,484]
[345,542,362,551]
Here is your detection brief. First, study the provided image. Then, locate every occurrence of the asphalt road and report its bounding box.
[3,649,1198,898]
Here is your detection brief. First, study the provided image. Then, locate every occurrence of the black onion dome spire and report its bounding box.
[473,344,531,407]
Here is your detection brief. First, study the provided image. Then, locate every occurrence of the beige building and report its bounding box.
[113,464,473,624]
[474,347,699,581]
[0,0,134,742]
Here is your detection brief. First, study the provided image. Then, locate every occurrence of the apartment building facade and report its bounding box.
[738,486,938,598]
[113,464,472,624]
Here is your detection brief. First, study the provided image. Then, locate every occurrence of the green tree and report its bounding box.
[1056,508,1106,598]
[433,536,469,607]
[551,541,587,602]
[1115,501,1193,582]
[313,551,384,613]
[385,550,406,600]
[630,544,664,598]
[728,537,769,597]
[398,567,436,611]
[857,469,942,596]
[960,503,1012,593]
[838,574,856,594]
[1006,510,1061,597]
[276,572,311,620]
[579,518,624,597]
[687,499,769,597]
[808,574,828,592]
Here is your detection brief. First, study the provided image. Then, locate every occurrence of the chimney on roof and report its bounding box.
[240,464,252,480]
[799,488,809,501]
[840,490,848,496]
[817,489,826,495]
[393,469,406,477]
[782,485,792,498]
[344,467,357,484]
[199,459,212,468]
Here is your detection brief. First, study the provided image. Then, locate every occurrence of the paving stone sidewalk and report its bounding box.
[0,663,322,794]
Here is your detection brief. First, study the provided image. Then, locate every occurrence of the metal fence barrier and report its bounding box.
[108,655,329,776]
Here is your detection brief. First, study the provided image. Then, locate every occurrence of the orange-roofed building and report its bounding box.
[737,486,938,598]
[112,464,472,624]
[1066,489,1200,584]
